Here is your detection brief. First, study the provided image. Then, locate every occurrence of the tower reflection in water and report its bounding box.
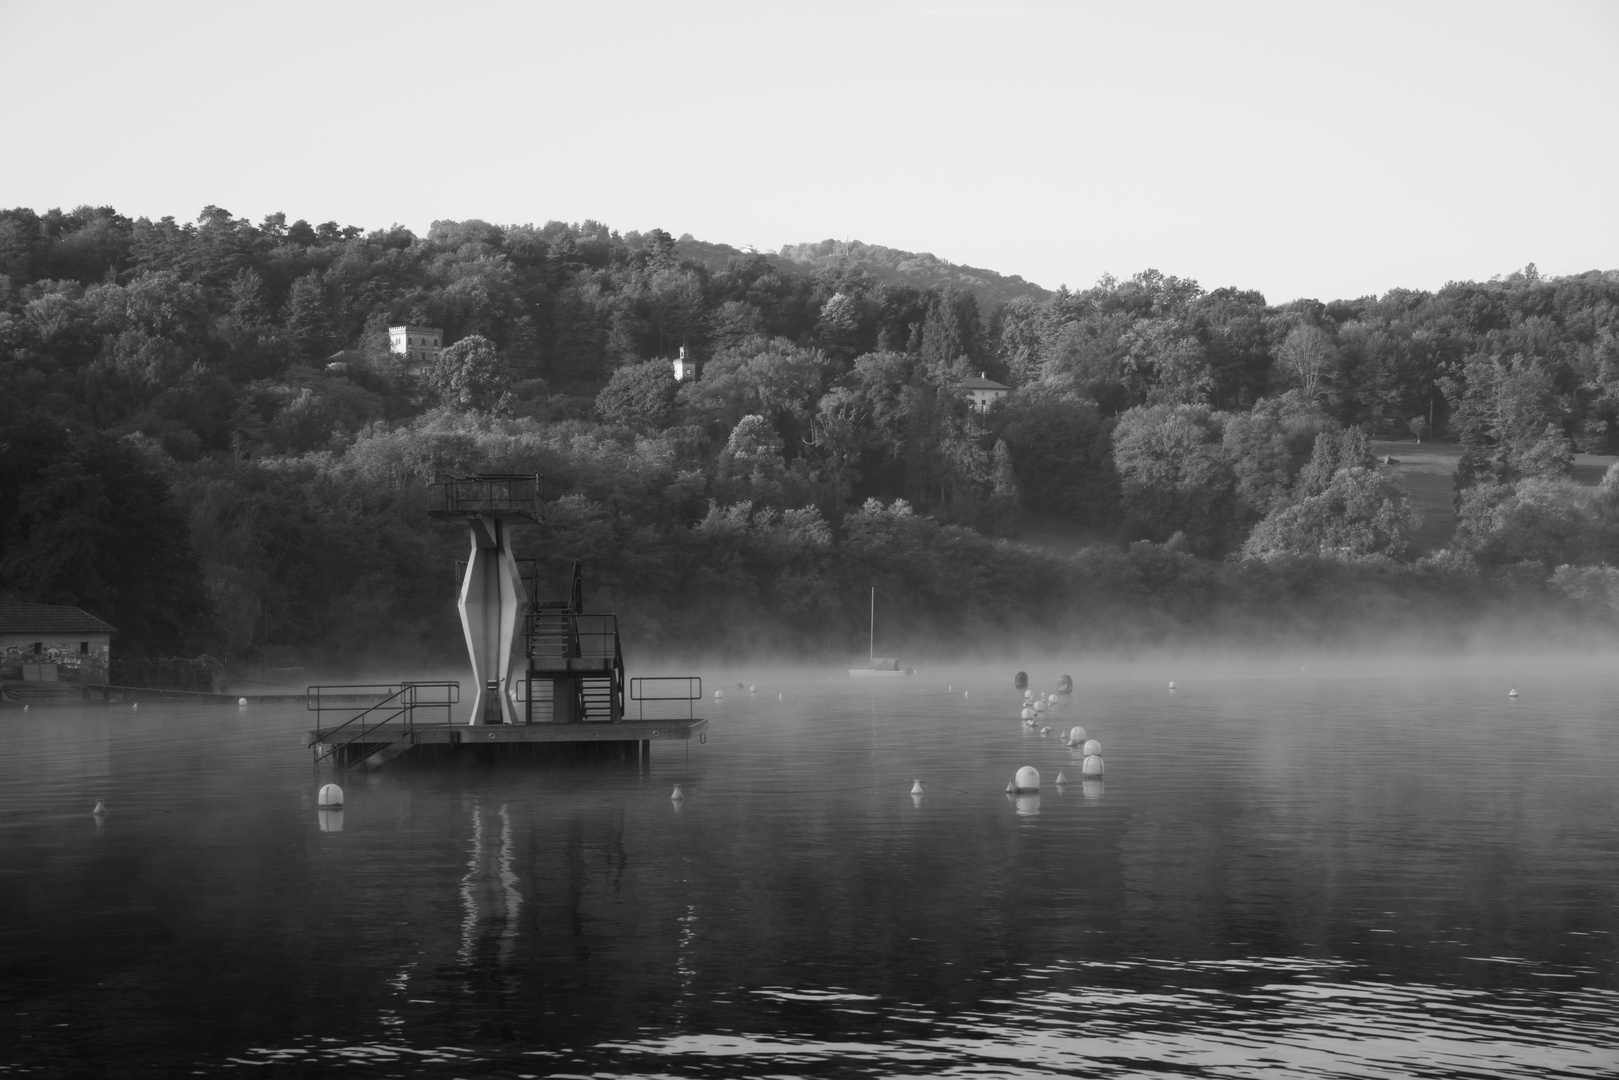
[459,802,521,969]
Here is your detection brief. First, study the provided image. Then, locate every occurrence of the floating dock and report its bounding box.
[305,717,707,770]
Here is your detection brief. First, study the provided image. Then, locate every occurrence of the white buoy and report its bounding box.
[1082,754,1104,776]
[1021,707,1033,720]
[715,690,724,700]
[1083,739,1101,756]
[238,697,248,706]
[1023,689,1034,702]
[1508,688,1519,698]
[778,693,783,700]
[1069,726,1086,744]
[1168,681,1176,690]
[749,685,757,693]
[317,783,343,808]
[1049,694,1058,704]
[671,784,684,800]
[1033,700,1046,715]
[1004,780,1016,794]
[910,780,924,795]
[1014,765,1040,793]
[92,800,106,815]
[964,691,969,697]
[1040,726,1050,736]
[947,685,952,691]
[1055,771,1066,784]
[22,705,28,711]
[131,703,138,710]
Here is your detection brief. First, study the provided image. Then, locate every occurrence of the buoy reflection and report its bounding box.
[318,808,345,832]
[1082,779,1105,800]
[1014,793,1040,816]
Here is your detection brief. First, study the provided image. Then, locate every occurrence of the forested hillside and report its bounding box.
[3,204,1618,666]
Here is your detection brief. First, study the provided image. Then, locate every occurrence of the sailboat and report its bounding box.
[849,586,912,677]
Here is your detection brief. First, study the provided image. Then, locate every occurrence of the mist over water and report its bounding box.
[1,655,1615,1077]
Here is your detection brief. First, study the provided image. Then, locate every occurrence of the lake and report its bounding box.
[1,656,1616,1077]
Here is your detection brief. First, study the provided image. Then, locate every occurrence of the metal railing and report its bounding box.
[629,677,702,721]
[527,613,621,670]
[307,681,459,767]
[430,474,541,519]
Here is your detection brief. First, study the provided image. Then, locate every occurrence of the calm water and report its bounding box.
[1,658,1616,1078]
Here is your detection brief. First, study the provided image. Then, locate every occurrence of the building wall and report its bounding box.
[388,326,443,370]
[970,389,1006,411]
[0,634,110,681]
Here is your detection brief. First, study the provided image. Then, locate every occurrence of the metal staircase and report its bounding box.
[307,682,459,770]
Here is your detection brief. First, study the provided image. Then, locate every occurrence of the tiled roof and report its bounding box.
[961,375,1009,390]
[0,603,117,635]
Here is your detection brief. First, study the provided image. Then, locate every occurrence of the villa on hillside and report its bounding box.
[389,325,443,373]
[0,603,116,682]
[961,372,1009,412]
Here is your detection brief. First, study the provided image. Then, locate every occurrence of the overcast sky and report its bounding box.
[3,0,1615,302]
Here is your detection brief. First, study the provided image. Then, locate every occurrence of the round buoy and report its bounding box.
[92,800,106,816]
[947,685,953,691]
[964,691,969,697]
[1082,754,1105,777]
[1058,674,1073,693]
[1069,726,1086,744]
[1055,771,1066,784]
[1023,689,1034,702]
[1168,681,1176,690]
[1020,707,1033,720]
[1508,688,1519,698]
[1015,671,1029,690]
[749,685,757,693]
[1033,700,1046,714]
[1014,765,1040,793]
[778,693,783,700]
[671,784,684,800]
[910,780,924,795]
[238,697,248,706]
[715,690,724,700]
[1083,739,1101,756]
[317,783,343,809]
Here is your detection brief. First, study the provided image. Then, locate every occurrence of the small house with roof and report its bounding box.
[0,603,115,682]
[961,372,1010,412]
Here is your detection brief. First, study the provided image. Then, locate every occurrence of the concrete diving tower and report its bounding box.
[429,474,542,726]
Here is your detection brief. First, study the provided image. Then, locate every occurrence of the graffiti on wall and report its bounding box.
[0,639,110,682]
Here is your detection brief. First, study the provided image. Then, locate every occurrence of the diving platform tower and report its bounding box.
[429,473,626,727]
[430,474,540,725]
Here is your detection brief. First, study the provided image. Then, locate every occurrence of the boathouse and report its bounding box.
[0,602,115,682]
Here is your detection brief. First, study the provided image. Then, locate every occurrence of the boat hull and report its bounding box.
[848,669,910,678]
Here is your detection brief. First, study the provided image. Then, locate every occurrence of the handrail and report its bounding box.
[308,681,460,767]
[630,677,701,721]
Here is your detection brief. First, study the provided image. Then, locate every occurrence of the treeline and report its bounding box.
[2,204,1618,662]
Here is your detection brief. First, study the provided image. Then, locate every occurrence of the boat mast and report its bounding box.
[870,586,875,665]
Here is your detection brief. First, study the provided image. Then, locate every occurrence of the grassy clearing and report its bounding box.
[1373,440,1618,554]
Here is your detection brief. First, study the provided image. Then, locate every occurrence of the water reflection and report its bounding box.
[457,802,520,968]
[318,808,344,832]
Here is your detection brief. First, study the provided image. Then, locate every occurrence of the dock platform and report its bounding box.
[306,718,707,770]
